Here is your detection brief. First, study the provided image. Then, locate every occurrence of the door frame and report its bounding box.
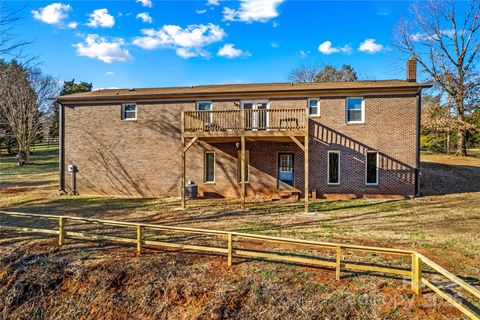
[277,152,295,188]
[241,100,270,130]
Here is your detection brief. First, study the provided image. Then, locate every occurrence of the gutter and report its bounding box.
[414,89,422,197]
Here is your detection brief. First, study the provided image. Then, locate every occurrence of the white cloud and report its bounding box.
[196,9,207,14]
[136,0,153,8]
[104,71,115,76]
[176,48,209,59]
[32,3,71,25]
[132,23,226,58]
[207,0,220,6]
[67,22,78,29]
[318,41,351,55]
[299,50,310,58]
[217,43,250,58]
[223,0,283,23]
[74,34,132,63]
[358,38,384,53]
[272,21,279,27]
[87,9,115,28]
[136,12,152,23]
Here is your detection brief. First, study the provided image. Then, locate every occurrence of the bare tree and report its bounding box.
[0,4,31,59]
[394,0,480,156]
[288,64,320,83]
[0,61,59,164]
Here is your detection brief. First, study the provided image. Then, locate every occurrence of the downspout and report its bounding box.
[414,89,422,197]
[58,101,65,192]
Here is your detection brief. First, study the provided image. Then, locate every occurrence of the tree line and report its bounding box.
[0,5,92,164]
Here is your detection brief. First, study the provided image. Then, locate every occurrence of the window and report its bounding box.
[366,152,378,185]
[328,151,340,185]
[346,97,364,123]
[205,152,215,183]
[308,98,320,116]
[197,101,212,124]
[122,103,137,120]
[237,150,250,183]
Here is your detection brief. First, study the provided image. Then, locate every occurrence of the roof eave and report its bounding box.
[56,83,433,104]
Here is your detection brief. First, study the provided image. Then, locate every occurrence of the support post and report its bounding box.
[411,252,422,295]
[181,113,186,209]
[304,109,309,213]
[336,246,341,280]
[241,136,246,211]
[58,217,64,246]
[227,233,233,267]
[137,225,143,256]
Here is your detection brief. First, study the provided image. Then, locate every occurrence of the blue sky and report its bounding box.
[9,0,425,89]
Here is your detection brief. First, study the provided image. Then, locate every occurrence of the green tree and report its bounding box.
[315,65,358,82]
[50,79,92,137]
[288,64,358,83]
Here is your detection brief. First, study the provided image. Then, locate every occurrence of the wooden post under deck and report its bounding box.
[181,112,186,209]
[241,136,246,211]
[304,109,309,213]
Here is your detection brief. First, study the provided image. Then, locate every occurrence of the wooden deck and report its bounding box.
[180,108,310,212]
[182,109,307,138]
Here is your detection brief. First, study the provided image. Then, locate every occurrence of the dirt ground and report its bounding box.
[0,146,479,319]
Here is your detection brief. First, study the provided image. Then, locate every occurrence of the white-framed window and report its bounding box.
[308,98,320,116]
[366,151,379,185]
[237,150,250,183]
[204,151,215,183]
[197,101,212,124]
[121,103,137,120]
[327,151,340,185]
[346,97,365,123]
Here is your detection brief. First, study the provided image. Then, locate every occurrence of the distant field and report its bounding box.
[0,146,479,319]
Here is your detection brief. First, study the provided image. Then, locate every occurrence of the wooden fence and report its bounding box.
[0,210,479,319]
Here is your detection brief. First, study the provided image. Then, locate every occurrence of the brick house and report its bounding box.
[56,59,430,211]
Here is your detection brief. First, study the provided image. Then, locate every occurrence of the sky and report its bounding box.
[7,0,428,89]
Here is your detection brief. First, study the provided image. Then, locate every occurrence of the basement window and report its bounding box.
[205,152,215,183]
[122,103,137,120]
[366,151,379,185]
[308,98,320,116]
[328,151,340,185]
[346,97,364,123]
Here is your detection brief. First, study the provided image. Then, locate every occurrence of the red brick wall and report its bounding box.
[63,93,417,198]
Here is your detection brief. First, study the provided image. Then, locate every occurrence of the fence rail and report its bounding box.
[183,109,307,133]
[0,210,479,319]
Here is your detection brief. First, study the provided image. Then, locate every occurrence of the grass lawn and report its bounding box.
[0,145,479,319]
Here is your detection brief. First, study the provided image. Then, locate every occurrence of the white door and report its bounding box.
[278,153,294,188]
[242,100,269,130]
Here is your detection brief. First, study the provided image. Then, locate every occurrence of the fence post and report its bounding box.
[227,233,233,267]
[411,252,422,295]
[58,217,64,246]
[336,246,341,280]
[137,225,143,256]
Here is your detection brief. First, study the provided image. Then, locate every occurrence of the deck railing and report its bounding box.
[183,109,307,133]
[1,210,479,320]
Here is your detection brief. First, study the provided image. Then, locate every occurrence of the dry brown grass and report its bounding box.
[0,149,479,319]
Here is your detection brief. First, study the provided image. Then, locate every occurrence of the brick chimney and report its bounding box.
[406,57,417,82]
